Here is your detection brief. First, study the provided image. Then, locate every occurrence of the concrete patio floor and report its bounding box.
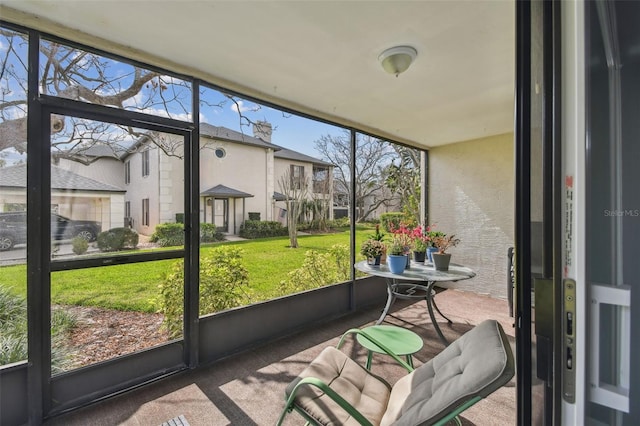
[44,289,516,426]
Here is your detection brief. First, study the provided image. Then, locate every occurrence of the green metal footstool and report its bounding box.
[356,324,424,369]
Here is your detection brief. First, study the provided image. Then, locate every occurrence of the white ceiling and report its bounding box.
[0,0,515,149]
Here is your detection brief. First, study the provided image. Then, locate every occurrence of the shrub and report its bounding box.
[327,217,350,229]
[200,223,225,243]
[97,227,139,252]
[0,285,75,371]
[157,246,250,338]
[239,220,288,239]
[276,244,350,296]
[151,223,184,247]
[71,236,89,255]
[380,212,411,232]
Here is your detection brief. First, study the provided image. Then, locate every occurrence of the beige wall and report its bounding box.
[200,140,270,230]
[58,157,124,188]
[429,132,514,299]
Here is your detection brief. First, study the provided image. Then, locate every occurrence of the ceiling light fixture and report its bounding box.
[378,46,418,77]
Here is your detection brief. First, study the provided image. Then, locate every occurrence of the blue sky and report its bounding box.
[0,30,344,163]
[199,89,343,159]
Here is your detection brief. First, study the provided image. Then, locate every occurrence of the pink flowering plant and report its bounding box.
[388,223,413,254]
[410,225,432,252]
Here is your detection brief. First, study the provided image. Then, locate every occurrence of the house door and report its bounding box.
[31,109,196,419]
[213,198,229,232]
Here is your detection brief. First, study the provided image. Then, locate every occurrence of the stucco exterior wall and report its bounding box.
[125,147,160,236]
[429,132,514,299]
[199,139,269,231]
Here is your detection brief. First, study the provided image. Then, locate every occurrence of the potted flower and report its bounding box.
[386,239,407,274]
[410,225,430,263]
[426,228,445,263]
[360,239,385,266]
[432,234,461,271]
[368,224,387,262]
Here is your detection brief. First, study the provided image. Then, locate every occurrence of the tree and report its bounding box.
[0,29,260,160]
[385,145,422,225]
[314,131,398,222]
[278,168,309,248]
[309,166,332,232]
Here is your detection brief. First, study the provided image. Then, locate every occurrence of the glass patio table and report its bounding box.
[354,259,476,345]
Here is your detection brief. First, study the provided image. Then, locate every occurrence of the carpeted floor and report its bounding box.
[44,289,516,426]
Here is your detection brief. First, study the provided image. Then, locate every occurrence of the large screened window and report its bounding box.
[195,85,353,317]
[0,27,29,368]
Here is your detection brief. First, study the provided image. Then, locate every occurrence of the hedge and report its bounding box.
[239,220,288,239]
[151,223,225,247]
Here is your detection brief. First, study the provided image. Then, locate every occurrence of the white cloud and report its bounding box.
[230,100,257,113]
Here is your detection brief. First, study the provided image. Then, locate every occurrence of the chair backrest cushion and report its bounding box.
[380,320,515,426]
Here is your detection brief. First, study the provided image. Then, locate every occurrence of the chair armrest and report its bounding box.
[281,377,374,426]
[337,328,414,373]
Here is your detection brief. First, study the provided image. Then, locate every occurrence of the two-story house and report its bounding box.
[1,121,333,238]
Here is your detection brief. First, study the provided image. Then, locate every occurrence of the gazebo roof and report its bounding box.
[201,184,254,198]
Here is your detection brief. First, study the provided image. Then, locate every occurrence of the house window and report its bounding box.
[142,198,149,226]
[290,165,305,190]
[142,150,150,177]
[124,201,131,227]
[125,160,131,184]
[215,147,226,158]
[313,166,329,193]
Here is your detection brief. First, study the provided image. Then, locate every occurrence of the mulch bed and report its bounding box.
[60,305,170,368]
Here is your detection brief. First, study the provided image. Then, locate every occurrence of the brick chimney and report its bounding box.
[253,120,272,143]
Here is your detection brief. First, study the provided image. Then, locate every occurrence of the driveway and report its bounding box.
[0,242,98,266]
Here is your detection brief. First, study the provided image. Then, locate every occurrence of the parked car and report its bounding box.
[0,212,101,251]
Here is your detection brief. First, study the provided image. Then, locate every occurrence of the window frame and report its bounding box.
[142,198,150,226]
[124,160,131,184]
[142,150,150,177]
[290,164,305,190]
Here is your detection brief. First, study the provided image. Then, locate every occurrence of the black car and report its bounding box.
[0,212,101,251]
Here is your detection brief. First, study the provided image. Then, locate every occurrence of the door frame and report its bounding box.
[515,0,563,424]
[28,100,198,419]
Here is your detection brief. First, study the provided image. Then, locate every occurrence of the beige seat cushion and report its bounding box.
[381,320,514,426]
[286,346,392,425]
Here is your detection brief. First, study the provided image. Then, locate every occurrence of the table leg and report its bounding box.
[426,281,449,345]
[376,280,396,325]
[432,296,453,324]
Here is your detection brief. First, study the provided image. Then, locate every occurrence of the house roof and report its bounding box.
[0,164,125,193]
[272,146,333,167]
[201,184,254,198]
[200,123,277,150]
[53,143,128,164]
[272,191,287,202]
[200,123,332,167]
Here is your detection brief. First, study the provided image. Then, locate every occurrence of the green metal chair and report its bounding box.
[277,319,514,426]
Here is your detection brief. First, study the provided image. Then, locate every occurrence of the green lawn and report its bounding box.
[0,226,373,313]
